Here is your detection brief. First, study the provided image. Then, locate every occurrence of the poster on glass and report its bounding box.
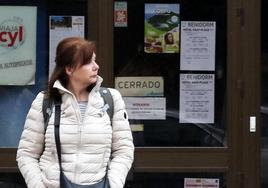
[49,16,84,78]
[144,3,180,53]
[179,74,215,123]
[0,6,37,85]
[180,21,216,71]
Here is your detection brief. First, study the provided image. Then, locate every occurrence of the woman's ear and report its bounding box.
[65,66,74,76]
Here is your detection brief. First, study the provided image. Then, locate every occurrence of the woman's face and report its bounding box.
[167,34,174,43]
[67,52,99,87]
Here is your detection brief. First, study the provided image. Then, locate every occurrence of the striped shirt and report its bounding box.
[78,101,88,121]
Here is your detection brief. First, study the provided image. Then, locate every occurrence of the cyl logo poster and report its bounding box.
[0,6,37,85]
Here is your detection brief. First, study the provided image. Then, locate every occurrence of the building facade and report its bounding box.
[0,0,266,188]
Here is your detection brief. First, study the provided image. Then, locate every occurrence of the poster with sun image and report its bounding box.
[144,4,180,53]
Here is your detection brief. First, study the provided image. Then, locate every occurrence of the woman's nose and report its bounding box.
[93,61,99,71]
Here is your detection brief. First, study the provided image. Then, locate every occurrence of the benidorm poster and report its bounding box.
[144,4,180,53]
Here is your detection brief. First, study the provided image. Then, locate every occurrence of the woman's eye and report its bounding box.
[86,59,92,64]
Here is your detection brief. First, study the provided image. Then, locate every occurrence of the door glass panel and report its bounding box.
[261,1,268,187]
[114,0,227,147]
[0,0,88,147]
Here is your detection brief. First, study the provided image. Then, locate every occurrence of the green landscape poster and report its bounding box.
[144,4,180,53]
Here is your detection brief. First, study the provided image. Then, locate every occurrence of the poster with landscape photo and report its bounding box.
[144,3,180,53]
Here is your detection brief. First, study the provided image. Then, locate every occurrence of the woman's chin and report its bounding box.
[89,78,97,84]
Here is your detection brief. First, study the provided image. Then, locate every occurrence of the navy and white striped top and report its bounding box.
[78,101,88,121]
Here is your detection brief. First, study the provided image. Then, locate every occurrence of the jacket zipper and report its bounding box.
[73,96,82,183]
[74,123,82,183]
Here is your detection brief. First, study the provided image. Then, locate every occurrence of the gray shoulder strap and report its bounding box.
[99,87,114,121]
[42,95,52,133]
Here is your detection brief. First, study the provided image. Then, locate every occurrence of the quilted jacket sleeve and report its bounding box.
[16,92,46,188]
[108,89,134,188]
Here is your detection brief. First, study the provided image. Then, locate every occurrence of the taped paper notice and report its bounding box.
[124,97,166,120]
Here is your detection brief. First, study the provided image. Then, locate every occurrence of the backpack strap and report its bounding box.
[99,87,114,121]
[42,94,52,133]
[53,92,63,172]
[42,90,61,133]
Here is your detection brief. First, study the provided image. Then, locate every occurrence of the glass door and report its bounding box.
[112,0,260,187]
[87,0,262,187]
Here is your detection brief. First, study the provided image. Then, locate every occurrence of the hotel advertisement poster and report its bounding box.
[180,21,216,71]
[179,74,215,123]
[0,6,37,85]
[49,16,84,78]
[144,3,180,53]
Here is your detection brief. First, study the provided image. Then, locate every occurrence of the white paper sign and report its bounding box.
[0,6,37,85]
[180,21,216,71]
[49,16,84,78]
[179,74,214,123]
[184,178,219,188]
[124,97,166,120]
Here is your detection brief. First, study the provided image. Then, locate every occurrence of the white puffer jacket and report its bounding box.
[16,76,134,188]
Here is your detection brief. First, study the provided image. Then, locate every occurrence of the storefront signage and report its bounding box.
[179,74,214,123]
[115,76,164,96]
[0,6,37,85]
[180,21,216,70]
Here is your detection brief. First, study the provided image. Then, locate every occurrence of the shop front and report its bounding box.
[0,0,263,187]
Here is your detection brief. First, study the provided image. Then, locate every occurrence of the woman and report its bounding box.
[16,37,134,188]
[164,32,174,45]
[163,32,179,53]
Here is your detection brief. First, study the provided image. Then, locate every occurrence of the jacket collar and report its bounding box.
[53,75,103,95]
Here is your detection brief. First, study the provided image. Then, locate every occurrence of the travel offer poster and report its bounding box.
[180,21,216,71]
[49,16,84,78]
[179,74,215,124]
[144,3,180,53]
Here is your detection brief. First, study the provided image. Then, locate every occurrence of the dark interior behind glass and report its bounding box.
[114,0,227,147]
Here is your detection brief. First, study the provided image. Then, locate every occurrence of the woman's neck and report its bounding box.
[67,83,89,102]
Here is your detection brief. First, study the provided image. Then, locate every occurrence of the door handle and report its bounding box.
[250,116,256,132]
